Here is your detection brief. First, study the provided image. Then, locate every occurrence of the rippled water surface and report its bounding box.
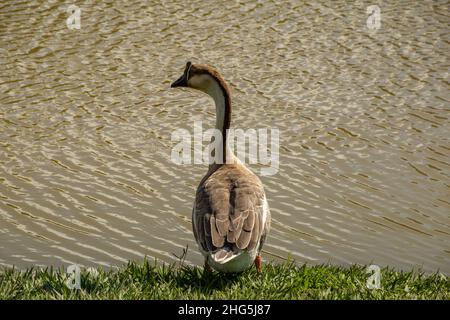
[0,0,449,273]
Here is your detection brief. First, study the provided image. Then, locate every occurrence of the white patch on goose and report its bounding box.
[208,250,255,273]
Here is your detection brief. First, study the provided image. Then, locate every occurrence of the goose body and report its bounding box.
[171,62,271,273]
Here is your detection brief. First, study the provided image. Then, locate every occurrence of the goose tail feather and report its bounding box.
[211,248,239,264]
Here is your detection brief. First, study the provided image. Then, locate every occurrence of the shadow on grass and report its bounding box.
[158,246,253,293]
[109,251,255,297]
[173,264,246,293]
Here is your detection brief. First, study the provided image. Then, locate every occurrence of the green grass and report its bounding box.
[0,260,448,300]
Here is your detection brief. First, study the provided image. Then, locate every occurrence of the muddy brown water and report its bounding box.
[0,1,449,274]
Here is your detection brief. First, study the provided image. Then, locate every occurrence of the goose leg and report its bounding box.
[254,255,262,273]
[204,259,212,273]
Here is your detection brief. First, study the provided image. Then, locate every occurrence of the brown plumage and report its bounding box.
[194,163,267,252]
[171,62,271,273]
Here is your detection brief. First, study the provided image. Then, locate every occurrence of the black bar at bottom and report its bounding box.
[0,300,446,318]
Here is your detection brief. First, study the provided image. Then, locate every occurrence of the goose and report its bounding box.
[171,61,271,273]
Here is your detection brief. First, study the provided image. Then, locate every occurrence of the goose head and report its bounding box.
[170,61,230,98]
[171,61,232,160]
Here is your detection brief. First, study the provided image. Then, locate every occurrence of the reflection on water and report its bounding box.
[0,0,449,273]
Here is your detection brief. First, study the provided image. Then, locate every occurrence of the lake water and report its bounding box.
[0,0,449,274]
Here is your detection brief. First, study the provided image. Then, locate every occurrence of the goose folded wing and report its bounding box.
[226,185,264,251]
[199,181,264,253]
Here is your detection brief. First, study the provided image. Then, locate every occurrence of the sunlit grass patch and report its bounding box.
[0,260,448,300]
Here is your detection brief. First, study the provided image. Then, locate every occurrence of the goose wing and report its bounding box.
[193,165,269,254]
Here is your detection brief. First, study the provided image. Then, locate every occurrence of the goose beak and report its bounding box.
[171,74,188,88]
